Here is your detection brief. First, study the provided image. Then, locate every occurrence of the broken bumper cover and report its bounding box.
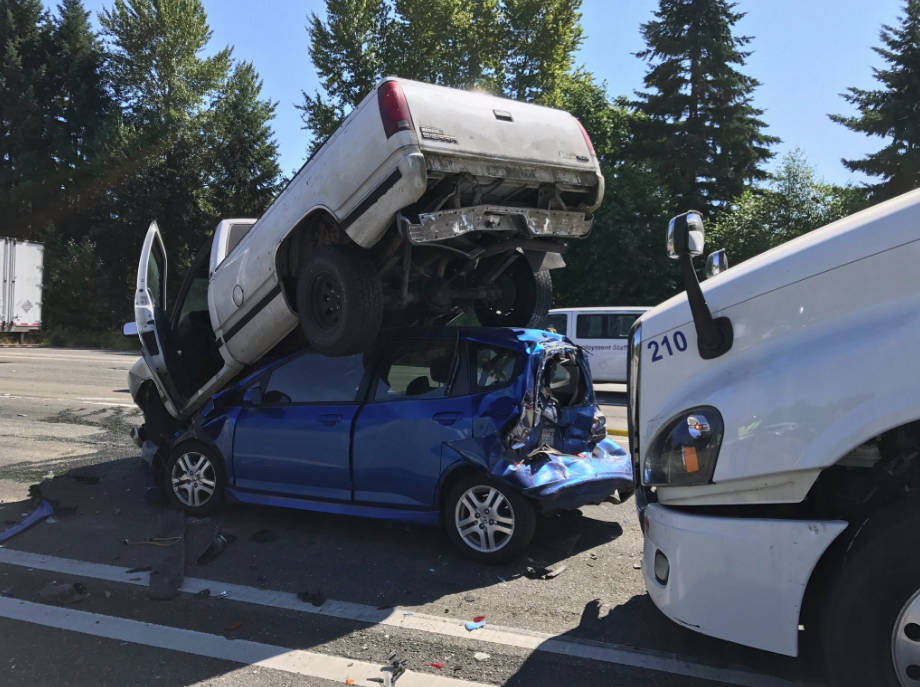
[401,204,593,244]
[508,438,633,512]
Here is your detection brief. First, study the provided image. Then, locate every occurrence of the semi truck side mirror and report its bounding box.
[705,249,728,278]
[665,211,733,360]
[667,211,705,259]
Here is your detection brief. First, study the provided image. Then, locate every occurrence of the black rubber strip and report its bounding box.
[341,168,403,230]
[223,283,282,343]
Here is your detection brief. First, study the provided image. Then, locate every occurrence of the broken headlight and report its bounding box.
[643,406,723,486]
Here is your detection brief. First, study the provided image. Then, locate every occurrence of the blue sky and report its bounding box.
[50,0,906,185]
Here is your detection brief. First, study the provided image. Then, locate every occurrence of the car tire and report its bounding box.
[164,441,226,516]
[474,257,552,328]
[821,498,920,687]
[443,473,536,564]
[296,245,383,356]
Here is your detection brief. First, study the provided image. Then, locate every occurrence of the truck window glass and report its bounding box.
[265,354,365,404]
[375,342,455,400]
[576,314,639,339]
[472,344,522,391]
[147,241,166,311]
[545,314,567,335]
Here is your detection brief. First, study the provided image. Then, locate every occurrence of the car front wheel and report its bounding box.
[444,474,535,564]
[165,441,226,516]
[821,498,920,686]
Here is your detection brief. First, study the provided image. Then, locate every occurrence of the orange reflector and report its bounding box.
[682,446,700,473]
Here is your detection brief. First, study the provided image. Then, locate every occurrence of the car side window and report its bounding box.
[265,353,366,404]
[472,344,522,391]
[374,341,456,400]
[576,314,639,339]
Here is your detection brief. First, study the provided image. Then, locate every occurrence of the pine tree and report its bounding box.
[829,0,920,199]
[299,0,585,151]
[634,0,777,216]
[0,0,57,240]
[206,61,282,217]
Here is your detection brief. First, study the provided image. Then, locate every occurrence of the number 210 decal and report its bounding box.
[648,331,688,362]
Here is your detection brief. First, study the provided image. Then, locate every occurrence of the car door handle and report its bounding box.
[433,411,463,425]
[318,413,342,426]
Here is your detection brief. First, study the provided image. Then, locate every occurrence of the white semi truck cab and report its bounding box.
[628,190,920,686]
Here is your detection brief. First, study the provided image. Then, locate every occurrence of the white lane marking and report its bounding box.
[0,548,810,686]
[0,353,135,364]
[0,597,491,687]
[0,392,136,408]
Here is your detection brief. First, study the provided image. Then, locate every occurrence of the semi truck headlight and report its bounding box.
[643,406,723,486]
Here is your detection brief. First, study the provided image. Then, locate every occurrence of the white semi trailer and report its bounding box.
[1,238,43,338]
[628,190,920,686]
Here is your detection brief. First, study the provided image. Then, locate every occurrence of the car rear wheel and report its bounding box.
[444,474,535,564]
[165,441,225,516]
[296,245,383,356]
[474,257,551,328]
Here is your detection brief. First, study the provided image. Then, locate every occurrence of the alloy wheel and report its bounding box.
[454,485,516,553]
[170,451,217,508]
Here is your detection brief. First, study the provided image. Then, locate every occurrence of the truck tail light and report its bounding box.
[574,117,596,157]
[378,80,414,138]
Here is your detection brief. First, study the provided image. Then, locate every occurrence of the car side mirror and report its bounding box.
[704,249,728,278]
[243,385,263,407]
[123,322,138,337]
[263,390,292,406]
[667,211,705,259]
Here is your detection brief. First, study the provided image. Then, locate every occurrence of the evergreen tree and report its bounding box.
[829,0,920,199]
[299,0,585,150]
[634,0,778,216]
[0,0,57,240]
[206,61,282,217]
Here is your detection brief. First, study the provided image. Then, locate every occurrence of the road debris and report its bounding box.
[194,589,211,599]
[0,500,53,543]
[383,651,408,687]
[472,615,485,623]
[197,532,234,565]
[297,590,326,606]
[464,620,486,631]
[430,663,445,669]
[39,581,89,604]
[473,652,491,662]
[218,590,230,599]
[523,563,567,580]
[633,561,642,569]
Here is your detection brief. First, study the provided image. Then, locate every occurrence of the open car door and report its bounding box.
[135,221,185,418]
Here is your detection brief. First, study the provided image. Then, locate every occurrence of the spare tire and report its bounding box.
[296,245,383,356]
[474,256,552,328]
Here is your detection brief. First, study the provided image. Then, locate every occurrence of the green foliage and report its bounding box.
[829,0,920,199]
[205,61,282,217]
[43,237,121,331]
[708,151,871,265]
[299,0,586,150]
[634,0,778,216]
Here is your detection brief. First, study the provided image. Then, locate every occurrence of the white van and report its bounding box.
[546,307,648,382]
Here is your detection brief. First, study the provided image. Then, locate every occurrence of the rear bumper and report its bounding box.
[642,502,846,656]
[519,438,633,511]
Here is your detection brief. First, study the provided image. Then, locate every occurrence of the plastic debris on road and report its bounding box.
[39,581,89,604]
[523,564,567,580]
[430,663,445,669]
[464,620,486,631]
[0,500,53,543]
[472,615,485,623]
[473,652,491,662]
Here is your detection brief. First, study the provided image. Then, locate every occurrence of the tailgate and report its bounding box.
[399,80,595,171]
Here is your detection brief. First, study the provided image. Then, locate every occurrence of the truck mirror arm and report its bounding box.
[678,252,733,360]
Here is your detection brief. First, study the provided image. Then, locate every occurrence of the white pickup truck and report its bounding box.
[628,190,920,686]
[134,77,603,421]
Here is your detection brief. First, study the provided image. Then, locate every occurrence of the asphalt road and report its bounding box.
[0,348,821,687]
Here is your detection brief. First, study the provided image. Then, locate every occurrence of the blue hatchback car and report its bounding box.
[146,327,632,563]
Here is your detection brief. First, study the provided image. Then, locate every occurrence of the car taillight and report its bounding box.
[574,117,596,157]
[378,80,414,138]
